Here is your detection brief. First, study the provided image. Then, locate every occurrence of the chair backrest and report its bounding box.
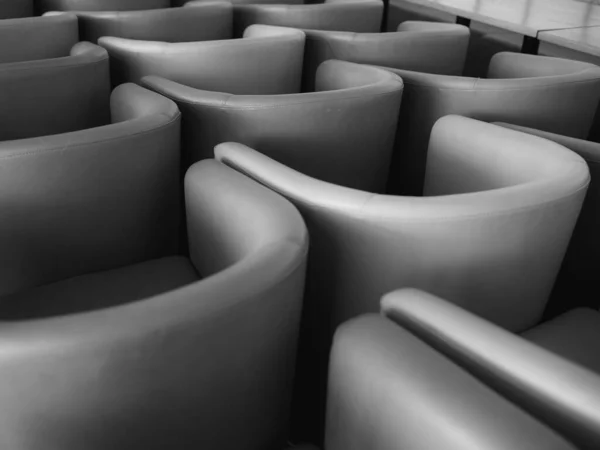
[302,21,469,90]
[99,24,305,90]
[0,42,111,141]
[0,14,78,64]
[233,0,383,37]
[326,313,577,450]
[0,84,181,295]
[74,2,233,43]
[381,52,600,195]
[0,159,308,450]
[494,122,600,313]
[381,288,600,450]
[142,60,403,191]
[0,0,33,18]
[38,0,169,12]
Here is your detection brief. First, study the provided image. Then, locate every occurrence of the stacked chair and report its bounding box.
[2,0,600,449]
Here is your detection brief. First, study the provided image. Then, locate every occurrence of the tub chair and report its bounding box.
[382,288,600,450]
[375,52,600,195]
[99,24,304,88]
[302,21,469,90]
[0,0,33,18]
[0,13,78,64]
[494,123,600,316]
[143,60,403,191]
[233,0,383,37]
[38,0,169,12]
[71,1,232,43]
[0,128,308,449]
[215,115,590,444]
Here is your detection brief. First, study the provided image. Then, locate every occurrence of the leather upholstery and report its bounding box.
[0,14,78,64]
[302,21,469,91]
[0,0,33,18]
[494,123,600,315]
[143,60,403,191]
[382,288,600,450]
[215,115,589,444]
[325,314,575,450]
[375,52,600,195]
[0,42,110,141]
[233,0,383,38]
[99,24,305,88]
[73,2,233,43]
[38,0,169,12]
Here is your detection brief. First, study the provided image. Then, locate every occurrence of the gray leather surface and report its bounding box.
[0,14,78,64]
[0,42,110,141]
[99,24,305,89]
[74,2,232,43]
[0,0,32,18]
[375,52,600,195]
[382,288,600,450]
[143,60,403,191]
[233,0,383,37]
[38,0,169,12]
[326,314,576,450]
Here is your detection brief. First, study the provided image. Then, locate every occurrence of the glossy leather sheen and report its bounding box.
[0,42,110,142]
[143,60,403,191]
[326,314,575,450]
[99,24,305,89]
[0,14,78,64]
[382,288,600,450]
[233,0,383,37]
[377,52,600,195]
[494,123,600,313]
[38,0,169,12]
[302,21,469,91]
[0,158,308,450]
[73,2,233,43]
[0,0,32,18]
[0,83,180,296]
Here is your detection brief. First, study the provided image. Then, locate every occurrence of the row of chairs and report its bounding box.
[0,0,599,449]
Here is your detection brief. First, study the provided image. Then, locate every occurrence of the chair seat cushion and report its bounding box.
[0,256,199,320]
[521,308,600,374]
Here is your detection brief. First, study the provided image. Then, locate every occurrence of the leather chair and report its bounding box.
[233,0,383,38]
[0,14,78,64]
[494,123,600,316]
[214,115,590,444]
[382,288,600,450]
[38,0,169,12]
[302,21,469,91]
[143,60,403,191]
[375,52,600,195]
[317,313,576,450]
[0,0,33,18]
[99,24,305,88]
[70,1,232,43]
[0,136,308,449]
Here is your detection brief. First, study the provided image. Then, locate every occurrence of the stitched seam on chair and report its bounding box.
[0,113,180,160]
[401,76,600,92]
[1,56,108,73]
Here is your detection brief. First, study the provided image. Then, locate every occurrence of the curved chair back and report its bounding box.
[233,0,383,37]
[381,52,600,195]
[382,288,600,450]
[0,0,32,18]
[0,157,307,450]
[303,21,469,90]
[326,313,576,450]
[38,0,169,12]
[494,123,600,314]
[143,60,403,191]
[0,84,180,295]
[74,2,233,43]
[99,24,305,90]
[0,14,78,64]
[0,42,110,141]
